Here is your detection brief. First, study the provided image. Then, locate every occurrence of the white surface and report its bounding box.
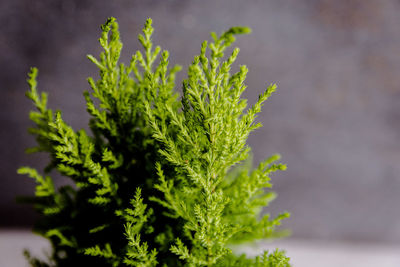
[0,230,49,267]
[1,229,400,266]
[239,239,400,267]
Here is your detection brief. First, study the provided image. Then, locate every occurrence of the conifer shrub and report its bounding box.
[18,17,291,266]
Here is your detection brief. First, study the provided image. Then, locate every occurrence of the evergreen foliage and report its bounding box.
[19,17,291,266]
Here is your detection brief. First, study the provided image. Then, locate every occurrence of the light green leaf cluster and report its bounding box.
[19,17,290,266]
[146,23,289,266]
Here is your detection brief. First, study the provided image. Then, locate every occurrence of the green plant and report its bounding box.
[19,17,290,266]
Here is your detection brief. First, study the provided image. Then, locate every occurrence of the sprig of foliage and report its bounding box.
[19,17,291,266]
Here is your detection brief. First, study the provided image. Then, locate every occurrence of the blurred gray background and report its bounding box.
[2,0,400,245]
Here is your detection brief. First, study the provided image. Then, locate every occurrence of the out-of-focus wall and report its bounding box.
[2,0,400,243]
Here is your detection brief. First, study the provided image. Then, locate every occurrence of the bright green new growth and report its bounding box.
[19,17,290,266]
